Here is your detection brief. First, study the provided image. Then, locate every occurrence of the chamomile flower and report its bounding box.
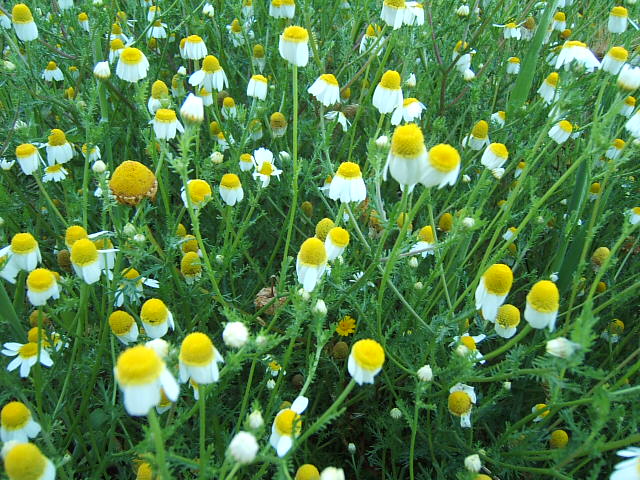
[181,179,212,210]
[551,11,566,31]
[626,110,640,137]
[11,4,38,42]
[2,442,55,480]
[405,1,424,26]
[409,225,435,257]
[296,238,328,292]
[475,263,514,321]
[140,298,175,339]
[151,109,184,140]
[308,74,340,107]
[606,139,625,160]
[147,80,169,114]
[269,396,308,457]
[506,57,520,74]
[384,123,428,190]
[348,339,385,385]
[608,6,628,33]
[247,74,268,100]
[296,464,320,480]
[2,342,52,378]
[42,164,68,183]
[180,251,202,284]
[325,227,350,261]
[548,120,573,144]
[480,143,508,170]
[180,93,204,124]
[42,61,63,82]
[380,0,407,30]
[525,280,560,331]
[222,96,237,119]
[373,70,403,114]
[451,334,486,364]
[198,87,213,107]
[1,233,41,273]
[325,111,350,132]
[494,304,520,338]
[329,162,367,203]
[179,332,224,384]
[242,0,254,17]
[252,44,266,72]
[617,65,640,92]
[239,153,254,172]
[555,41,600,72]
[114,267,160,307]
[502,22,521,40]
[270,0,296,19]
[270,112,288,137]
[0,402,41,443]
[183,35,207,59]
[610,447,640,480]
[538,72,560,104]
[227,19,248,47]
[452,41,472,73]
[462,120,489,150]
[629,207,640,225]
[279,26,309,67]
[15,143,42,175]
[108,310,139,345]
[420,143,461,189]
[70,238,105,284]
[0,10,10,29]
[116,48,149,83]
[602,47,628,75]
[532,403,550,422]
[109,23,129,44]
[448,383,476,428]
[219,174,244,206]
[109,39,125,63]
[25,269,59,306]
[391,97,426,125]
[147,19,167,39]
[359,24,385,55]
[253,148,282,187]
[114,345,179,416]
[45,129,73,165]
[93,61,111,79]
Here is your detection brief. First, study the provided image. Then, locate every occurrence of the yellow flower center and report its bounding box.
[231,19,242,33]
[483,264,513,295]
[448,391,471,415]
[533,403,549,418]
[270,112,287,128]
[611,6,628,17]
[428,144,460,173]
[180,332,215,366]
[608,319,624,335]
[109,311,135,335]
[258,162,274,176]
[45,61,58,71]
[546,72,559,87]
[4,443,46,480]
[1,402,30,429]
[12,4,34,23]
[564,40,587,48]
[591,246,610,266]
[527,280,559,313]
[558,120,572,133]
[78,12,88,21]
[48,129,67,146]
[419,225,434,243]
[282,26,309,43]
[110,38,125,50]
[624,96,636,106]
[151,80,169,98]
[298,238,327,266]
[116,345,163,385]
[181,251,202,275]
[336,161,362,179]
[489,143,508,158]
[71,238,98,266]
[182,235,198,253]
[275,409,302,436]
[155,108,177,123]
[471,120,488,139]
[240,153,253,163]
[111,23,122,35]
[508,57,520,64]
[496,304,520,328]
[220,173,241,189]
[187,179,212,203]
[384,0,406,8]
[65,225,88,246]
[19,343,38,358]
[11,233,37,254]
[16,144,37,159]
[554,12,565,21]
[187,34,203,44]
[366,24,381,37]
[613,138,625,149]
[379,70,401,90]
[505,22,517,29]
[140,299,169,325]
[352,339,385,371]
[633,207,640,215]
[320,74,338,86]
[328,227,349,247]
[137,462,154,480]
[26,269,55,292]
[550,429,569,449]
[223,96,235,108]
[439,213,453,232]
[295,464,320,480]
[608,46,628,62]
[460,336,476,350]
[391,123,425,159]
[315,218,335,241]
[454,40,469,52]
[109,161,156,198]
[253,44,265,58]
[121,48,143,65]
[122,267,141,281]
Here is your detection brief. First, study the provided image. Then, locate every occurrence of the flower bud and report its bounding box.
[464,454,481,473]
[92,160,107,173]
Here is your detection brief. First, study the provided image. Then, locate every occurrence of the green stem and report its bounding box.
[148,409,171,480]
[199,384,207,479]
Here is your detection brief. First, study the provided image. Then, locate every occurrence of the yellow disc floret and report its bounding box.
[1,402,30,429]
[116,345,163,386]
[471,120,488,139]
[315,218,335,241]
[4,443,47,480]
[70,238,98,266]
[336,162,362,179]
[380,70,401,90]
[546,72,559,87]
[483,264,513,295]
[151,80,169,99]
[65,225,88,247]
[428,144,460,173]
[187,179,212,203]
[460,336,476,350]
[419,225,434,243]
[496,304,520,328]
[489,143,508,158]
[11,233,37,254]
[448,391,471,415]
[295,464,320,480]
[12,4,33,23]
[220,174,241,189]
[282,26,309,43]
[275,409,302,436]
[527,280,559,313]
[270,112,287,128]
[609,46,628,62]
[391,123,425,159]
[121,47,143,65]
[352,339,385,371]
[550,429,569,448]
[298,238,327,266]
[109,311,135,335]
[15,144,37,158]
[328,227,349,247]
[591,246,610,267]
[155,109,177,123]
[109,161,157,205]
[181,251,202,276]
[320,74,338,86]
[26,269,55,292]
[140,299,169,325]
[19,343,38,358]
[180,332,215,366]
[48,129,67,146]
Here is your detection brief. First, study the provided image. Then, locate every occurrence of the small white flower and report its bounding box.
[227,431,259,464]
[222,322,249,349]
[546,337,580,359]
[464,454,482,473]
[417,364,433,381]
